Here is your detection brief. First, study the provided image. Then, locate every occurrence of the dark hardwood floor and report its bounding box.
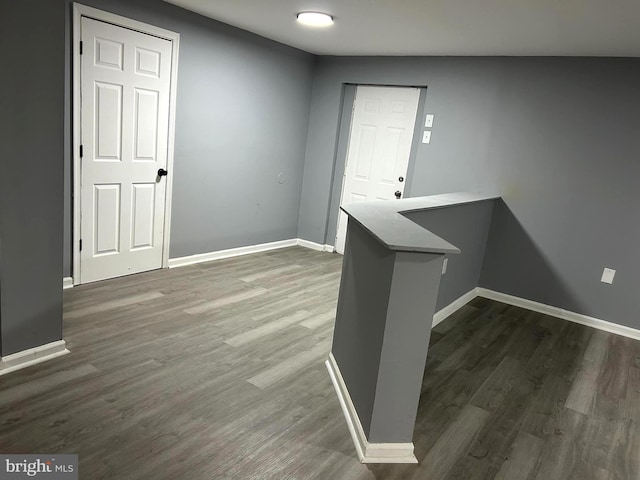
[0,247,638,479]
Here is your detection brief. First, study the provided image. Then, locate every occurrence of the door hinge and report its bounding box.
[80,41,83,55]
[79,239,83,251]
[80,145,83,158]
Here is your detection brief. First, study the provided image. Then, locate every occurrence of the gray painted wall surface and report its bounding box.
[0,0,65,355]
[299,56,640,330]
[331,220,396,438]
[322,84,355,246]
[404,200,495,311]
[332,218,444,443]
[368,250,441,443]
[63,0,315,275]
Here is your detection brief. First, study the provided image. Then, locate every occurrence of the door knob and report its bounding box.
[157,168,168,177]
[399,176,404,182]
[395,190,402,199]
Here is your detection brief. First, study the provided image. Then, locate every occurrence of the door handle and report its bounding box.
[157,168,168,177]
[395,190,402,199]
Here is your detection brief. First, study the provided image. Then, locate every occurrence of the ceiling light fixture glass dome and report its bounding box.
[296,12,334,27]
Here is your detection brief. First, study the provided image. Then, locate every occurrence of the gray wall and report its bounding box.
[0,0,65,356]
[332,218,444,443]
[63,0,315,275]
[403,200,495,311]
[332,220,396,439]
[322,84,355,246]
[367,250,442,443]
[299,56,640,330]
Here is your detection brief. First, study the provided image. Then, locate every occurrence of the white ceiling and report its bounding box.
[163,0,640,56]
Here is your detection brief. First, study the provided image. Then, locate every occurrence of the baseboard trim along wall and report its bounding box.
[168,239,299,268]
[432,286,640,342]
[325,353,418,464]
[432,289,479,327]
[0,340,70,377]
[64,238,335,285]
[296,239,335,253]
[475,288,640,342]
[168,238,334,268]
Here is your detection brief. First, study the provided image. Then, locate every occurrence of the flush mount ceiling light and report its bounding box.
[296,12,334,27]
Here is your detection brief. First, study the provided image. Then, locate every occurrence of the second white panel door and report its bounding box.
[335,86,420,254]
[80,17,172,283]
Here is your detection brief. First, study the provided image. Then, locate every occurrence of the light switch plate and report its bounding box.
[442,258,448,274]
[601,267,616,284]
[422,131,431,144]
[425,114,434,128]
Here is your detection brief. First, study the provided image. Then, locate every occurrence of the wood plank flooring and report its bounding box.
[0,247,639,479]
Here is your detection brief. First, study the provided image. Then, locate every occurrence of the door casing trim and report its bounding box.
[72,3,180,284]
[334,85,420,254]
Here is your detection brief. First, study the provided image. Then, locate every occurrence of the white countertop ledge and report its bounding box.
[341,192,500,254]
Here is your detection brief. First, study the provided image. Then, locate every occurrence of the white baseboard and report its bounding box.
[433,288,479,327]
[0,340,70,376]
[476,288,640,342]
[168,239,298,268]
[323,288,640,465]
[296,239,335,253]
[432,287,640,342]
[325,353,418,464]
[168,238,334,269]
[67,238,332,282]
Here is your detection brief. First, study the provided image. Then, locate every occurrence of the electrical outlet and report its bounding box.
[442,258,448,274]
[425,114,434,128]
[422,131,431,144]
[601,267,616,284]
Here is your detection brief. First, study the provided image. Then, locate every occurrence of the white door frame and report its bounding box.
[72,3,180,285]
[335,85,420,253]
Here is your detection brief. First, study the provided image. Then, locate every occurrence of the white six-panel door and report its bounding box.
[335,86,420,254]
[80,17,172,283]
